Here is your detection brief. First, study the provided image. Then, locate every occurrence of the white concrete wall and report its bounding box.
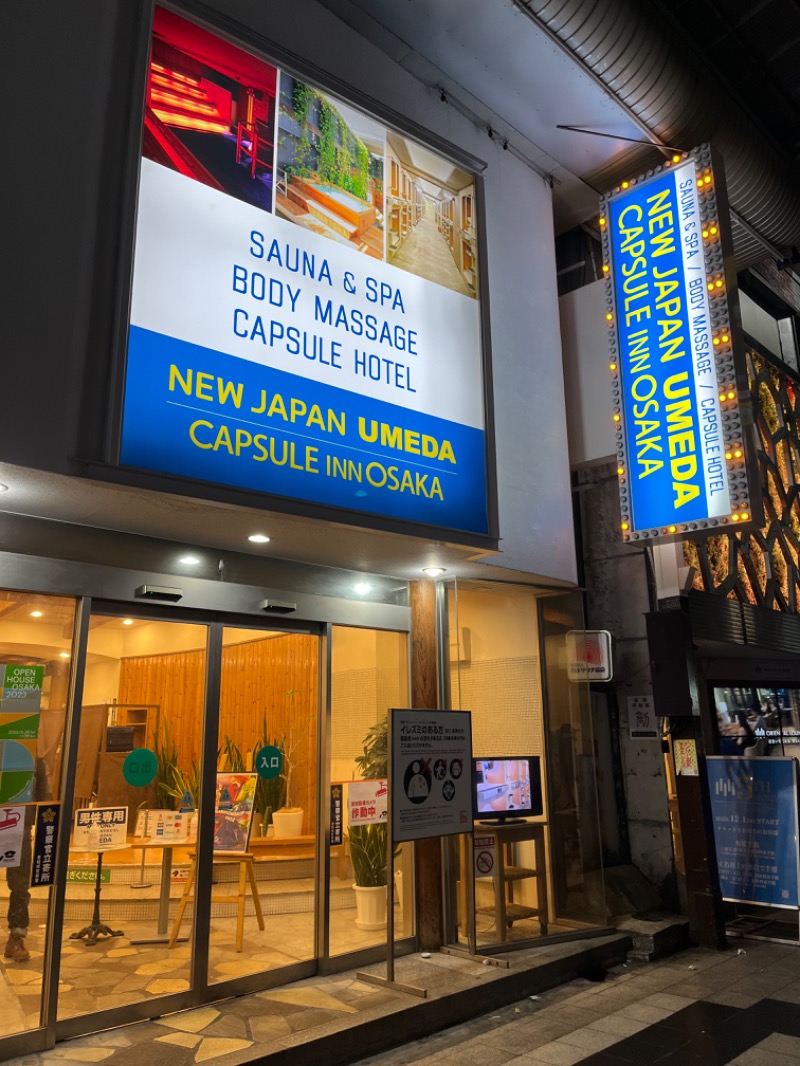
[560,281,616,467]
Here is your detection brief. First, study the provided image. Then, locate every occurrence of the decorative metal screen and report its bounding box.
[684,348,800,611]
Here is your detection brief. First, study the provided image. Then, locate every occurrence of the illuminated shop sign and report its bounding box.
[120,7,488,535]
[600,145,756,542]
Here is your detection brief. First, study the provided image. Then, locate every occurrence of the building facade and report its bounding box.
[0,1,609,1056]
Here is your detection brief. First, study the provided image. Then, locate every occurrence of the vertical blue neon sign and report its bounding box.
[607,161,731,532]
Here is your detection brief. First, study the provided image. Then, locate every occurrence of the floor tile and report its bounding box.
[513,1041,590,1065]
[585,1015,648,1038]
[555,1028,620,1053]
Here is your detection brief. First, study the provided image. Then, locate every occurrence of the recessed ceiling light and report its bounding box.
[353,581,371,595]
[422,567,447,578]
[30,610,43,618]
[59,652,70,659]
[248,534,271,544]
[122,618,134,626]
[0,484,8,493]
[179,555,200,565]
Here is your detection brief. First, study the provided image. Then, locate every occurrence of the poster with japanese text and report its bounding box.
[391,709,472,842]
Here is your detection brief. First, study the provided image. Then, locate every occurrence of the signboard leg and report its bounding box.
[357,716,426,998]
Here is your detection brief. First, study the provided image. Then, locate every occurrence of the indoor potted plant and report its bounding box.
[348,718,398,930]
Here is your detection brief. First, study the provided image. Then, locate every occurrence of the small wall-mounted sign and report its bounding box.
[566,630,613,682]
[628,695,659,740]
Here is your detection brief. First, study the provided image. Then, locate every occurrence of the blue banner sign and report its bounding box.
[122,322,487,533]
[707,757,799,909]
[603,153,743,537]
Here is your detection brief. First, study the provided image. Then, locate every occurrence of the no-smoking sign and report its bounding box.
[474,834,496,878]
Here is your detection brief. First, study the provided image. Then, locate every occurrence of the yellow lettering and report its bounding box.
[195,372,214,401]
[189,419,213,449]
[169,365,192,396]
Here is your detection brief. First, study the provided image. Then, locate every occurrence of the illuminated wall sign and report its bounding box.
[600,144,756,542]
[120,7,488,536]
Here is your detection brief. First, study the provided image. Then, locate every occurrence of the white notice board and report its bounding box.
[391,709,472,842]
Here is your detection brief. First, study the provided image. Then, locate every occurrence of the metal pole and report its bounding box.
[43,596,91,1044]
[386,708,395,982]
[357,708,426,996]
[466,830,477,957]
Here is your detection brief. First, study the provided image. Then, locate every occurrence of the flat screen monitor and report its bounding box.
[713,685,800,758]
[472,757,543,824]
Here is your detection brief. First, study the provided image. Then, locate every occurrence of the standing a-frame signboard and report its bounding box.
[357,708,472,997]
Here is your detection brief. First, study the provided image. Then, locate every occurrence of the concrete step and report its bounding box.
[618,913,691,961]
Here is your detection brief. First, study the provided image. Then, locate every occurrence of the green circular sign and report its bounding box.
[123,747,158,787]
[255,745,284,780]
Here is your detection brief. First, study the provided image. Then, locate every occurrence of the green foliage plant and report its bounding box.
[347,717,398,888]
[318,101,336,184]
[292,79,313,128]
[154,718,184,811]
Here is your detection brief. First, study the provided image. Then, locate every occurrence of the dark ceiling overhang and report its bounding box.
[515,0,800,267]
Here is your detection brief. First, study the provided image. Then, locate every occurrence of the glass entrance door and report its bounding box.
[207,627,319,985]
[55,612,321,1033]
[0,592,413,1053]
[58,613,209,1023]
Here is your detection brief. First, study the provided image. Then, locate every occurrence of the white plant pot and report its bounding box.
[271,808,304,838]
[353,883,387,930]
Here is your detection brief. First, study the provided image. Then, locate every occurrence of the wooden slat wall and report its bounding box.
[118,634,318,830]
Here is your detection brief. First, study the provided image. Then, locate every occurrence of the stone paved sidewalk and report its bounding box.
[353,939,800,1066]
